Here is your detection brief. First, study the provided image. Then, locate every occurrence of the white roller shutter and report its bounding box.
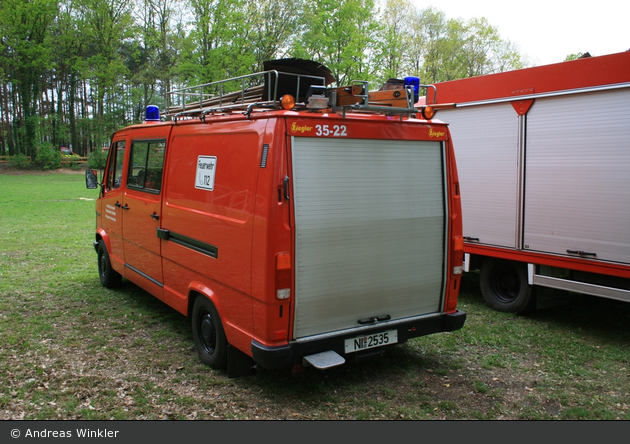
[291,137,447,339]
[439,103,520,248]
[524,88,630,264]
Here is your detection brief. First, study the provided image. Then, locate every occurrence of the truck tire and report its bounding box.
[192,296,228,370]
[479,258,535,314]
[97,242,122,289]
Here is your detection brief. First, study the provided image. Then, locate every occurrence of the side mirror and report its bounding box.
[86,169,99,189]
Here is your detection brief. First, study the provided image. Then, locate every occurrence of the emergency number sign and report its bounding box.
[195,156,217,191]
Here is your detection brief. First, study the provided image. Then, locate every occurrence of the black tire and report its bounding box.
[479,258,536,314]
[192,296,228,370]
[97,242,122,289]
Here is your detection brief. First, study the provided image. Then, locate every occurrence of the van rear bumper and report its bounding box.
[251,310,466,370]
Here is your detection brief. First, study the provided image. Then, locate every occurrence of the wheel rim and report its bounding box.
[199,312,216,354]
[490,264,521,304]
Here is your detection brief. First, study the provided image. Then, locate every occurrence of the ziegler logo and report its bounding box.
[429,128,446,138]
[290,122,313,134]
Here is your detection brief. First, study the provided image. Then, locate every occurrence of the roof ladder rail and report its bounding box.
[165,70,327,119]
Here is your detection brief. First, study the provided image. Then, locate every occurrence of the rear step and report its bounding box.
[303,350,345,369]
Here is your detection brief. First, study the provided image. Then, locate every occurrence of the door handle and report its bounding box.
[357,314,391,324]
[150,213,160,221]
[121,204,129,210]
[567,249,596,257]
[283,175,290,201]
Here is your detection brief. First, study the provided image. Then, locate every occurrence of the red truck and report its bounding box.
[429,51,630,313]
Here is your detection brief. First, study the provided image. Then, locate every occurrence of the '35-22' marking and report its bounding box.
[315,124,347,137]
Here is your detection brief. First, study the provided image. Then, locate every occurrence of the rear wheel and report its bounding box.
[192,296,228,370]
[97,242,122,288]
[480,258,535,314]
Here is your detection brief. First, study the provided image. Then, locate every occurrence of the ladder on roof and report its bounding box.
[166,70,327,119]
[165,71,438,120]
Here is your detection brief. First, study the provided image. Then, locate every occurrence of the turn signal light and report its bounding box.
[281,95,295,110]
[453,236,464,253]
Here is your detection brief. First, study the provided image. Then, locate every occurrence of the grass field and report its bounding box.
[1,171,629,420]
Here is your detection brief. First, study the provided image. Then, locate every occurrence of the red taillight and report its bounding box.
[275,253,291,300]
[452,236,464,275]
[445,235,463,313]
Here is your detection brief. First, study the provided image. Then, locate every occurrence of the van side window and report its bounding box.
[127,140,166,193]
[105,141,125,192]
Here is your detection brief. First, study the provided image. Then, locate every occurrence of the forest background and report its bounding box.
[0,0,546,160]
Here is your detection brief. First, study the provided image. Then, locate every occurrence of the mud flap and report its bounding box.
[227,345,256,378]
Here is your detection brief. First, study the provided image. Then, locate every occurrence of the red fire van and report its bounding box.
[86,61,466,376]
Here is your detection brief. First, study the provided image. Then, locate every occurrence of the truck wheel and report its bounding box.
[97,242,122,289]
[192,296,228,370]
[479,258,535,314]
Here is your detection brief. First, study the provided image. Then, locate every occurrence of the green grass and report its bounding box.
[1,172,630,420]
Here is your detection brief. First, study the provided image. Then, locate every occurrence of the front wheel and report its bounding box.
[192,296,228,370]
[479,258,535,314]
[97,242,122,289]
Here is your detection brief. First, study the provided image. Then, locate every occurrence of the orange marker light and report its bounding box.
[421,106,436,120]
[281,95,295,110]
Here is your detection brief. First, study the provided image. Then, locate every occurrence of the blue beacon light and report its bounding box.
[145,105,160,121]
[404,76,420,104]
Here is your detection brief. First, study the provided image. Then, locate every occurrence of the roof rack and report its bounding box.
[166,70,439,121]
[166,70,327,120]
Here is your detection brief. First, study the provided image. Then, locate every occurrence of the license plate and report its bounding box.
[345,329,398,353]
